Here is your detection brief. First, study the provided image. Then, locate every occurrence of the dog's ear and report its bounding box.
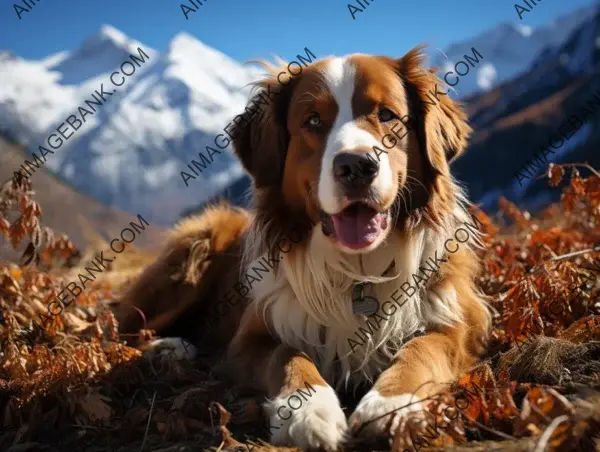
[396,46,472,174]
[231,64,296,189]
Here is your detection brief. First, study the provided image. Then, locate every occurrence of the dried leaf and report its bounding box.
[549,163,565,187]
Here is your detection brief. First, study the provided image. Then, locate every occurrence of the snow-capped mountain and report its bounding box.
[0,25,260,225]
[468,3,600,131]
[46,25,154,86]
[430,3,597,99]
[452,4,600,212]
[2,4,599,225]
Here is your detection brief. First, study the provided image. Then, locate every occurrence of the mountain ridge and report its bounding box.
[2,5,599,223]
[432,3,598,99]
[0,26,258,225]
[0,136,164,263]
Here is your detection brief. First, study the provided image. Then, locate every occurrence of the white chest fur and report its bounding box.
[243,223,463,388]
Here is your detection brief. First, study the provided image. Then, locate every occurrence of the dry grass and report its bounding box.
[1,163,600,452]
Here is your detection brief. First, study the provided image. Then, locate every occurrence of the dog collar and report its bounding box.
[351,260,396,317]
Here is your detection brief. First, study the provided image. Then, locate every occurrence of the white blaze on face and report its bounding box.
[317,56,393,214]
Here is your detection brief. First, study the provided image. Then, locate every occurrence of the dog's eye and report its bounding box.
[378,107,398,123]
[304,113,322,130]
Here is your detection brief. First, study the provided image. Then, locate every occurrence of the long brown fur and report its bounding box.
[114,203,251,347]
[114,46,490,450]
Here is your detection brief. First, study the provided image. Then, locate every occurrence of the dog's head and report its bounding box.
[232,47,471,255]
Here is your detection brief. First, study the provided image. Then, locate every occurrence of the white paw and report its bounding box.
[263,384,347,451]
[144,337,197,360]
[349,391,422,438]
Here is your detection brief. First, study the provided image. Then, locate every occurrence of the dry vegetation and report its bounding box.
[1,164,600,452]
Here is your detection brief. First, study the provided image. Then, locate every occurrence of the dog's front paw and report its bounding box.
[349,391,422,439]
[263,385,347,451]
[143,337,197,360]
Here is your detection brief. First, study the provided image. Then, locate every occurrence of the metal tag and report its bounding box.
[352,282,380,317]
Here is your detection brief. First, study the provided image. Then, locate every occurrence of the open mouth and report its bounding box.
[321,202,390,250]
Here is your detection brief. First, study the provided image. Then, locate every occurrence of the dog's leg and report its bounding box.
[349,327,465,438]
[349,283,489,440]
[225,309,348,451]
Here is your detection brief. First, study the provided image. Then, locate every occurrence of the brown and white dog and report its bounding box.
[115,47,490,451]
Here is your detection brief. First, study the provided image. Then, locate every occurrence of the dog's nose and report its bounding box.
[333,152,379,188]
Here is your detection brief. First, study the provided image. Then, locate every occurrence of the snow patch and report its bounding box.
[515,24,533,37]
[477,63,497,90]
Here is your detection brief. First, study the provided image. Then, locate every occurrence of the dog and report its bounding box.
[114,46,490,451]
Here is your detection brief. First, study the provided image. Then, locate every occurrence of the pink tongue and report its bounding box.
[331,205,386,249]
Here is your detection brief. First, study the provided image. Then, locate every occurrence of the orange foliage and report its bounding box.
[390,164,600,451]
[2,165,600,451]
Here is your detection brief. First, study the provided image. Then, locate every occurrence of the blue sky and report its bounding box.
[0,0,597,63]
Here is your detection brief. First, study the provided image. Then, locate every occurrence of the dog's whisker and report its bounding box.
[405,173,430,195]
[400,184,413,215]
